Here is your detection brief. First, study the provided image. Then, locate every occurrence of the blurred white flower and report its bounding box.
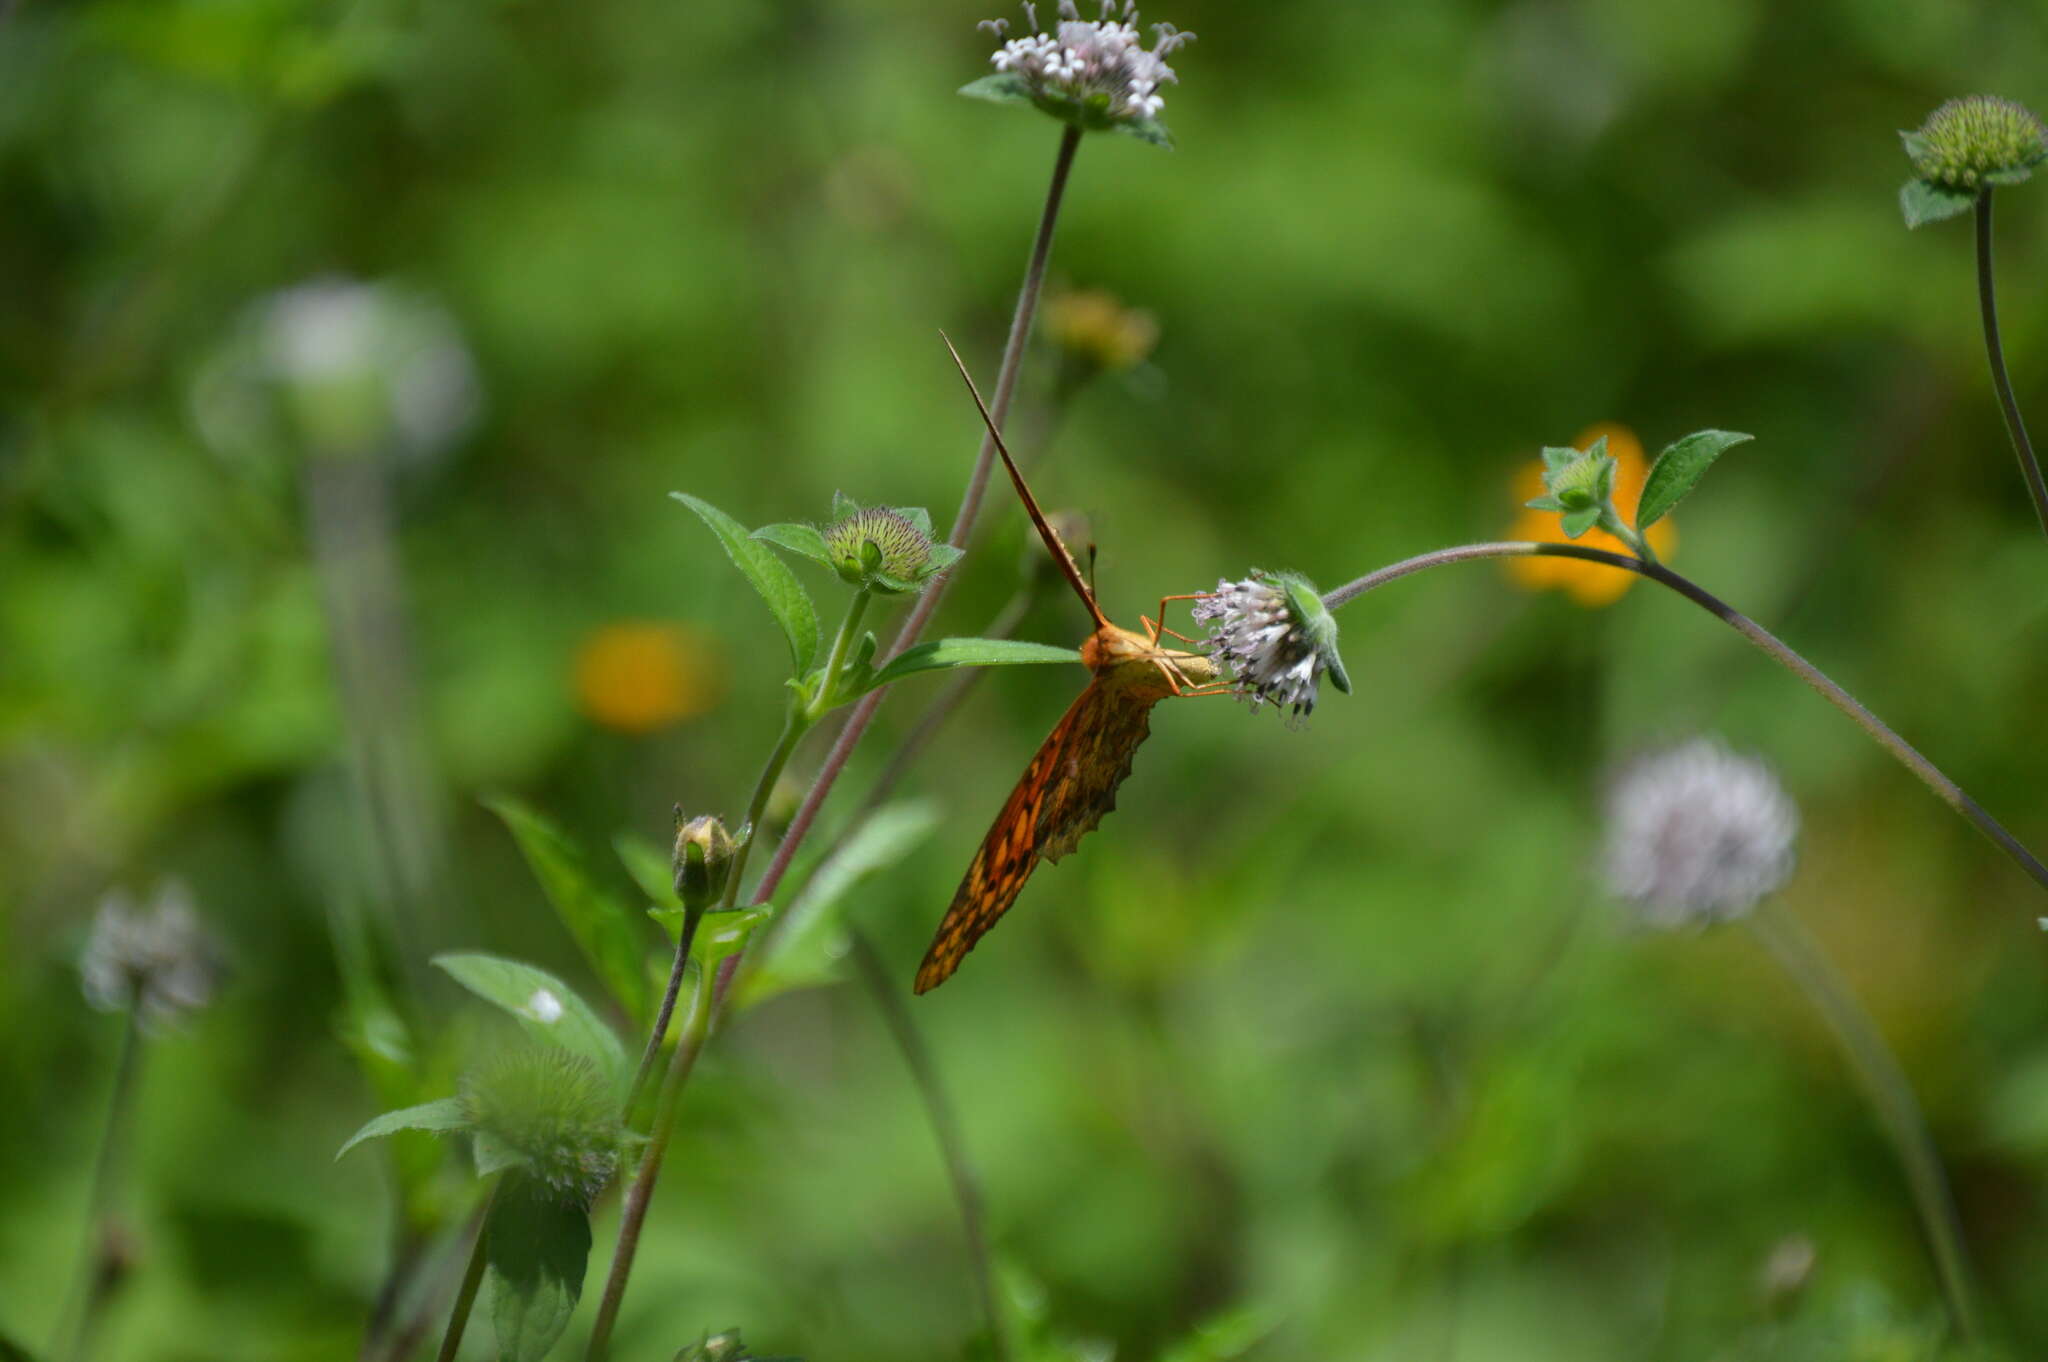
[981,1,1193,124]
[1603,738,1799,928]
[80,880,224,1026]
[192,276,480,473]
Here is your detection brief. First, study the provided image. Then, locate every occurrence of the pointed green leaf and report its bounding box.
[959,73,1033,105]
[485,1176,592,1362]
[868,638,1079,691]
[742,802,941,1006]
[672,492,820,673]
[924,542,966,573]
[1637,430,1754,529]
[485,797,652,1024]
[1899,129,1929,161]
[336,1098,470,1160]
[1899,178,1976,228]
[432,954,626,1080]
[1523,495,1566,512]
[901,506,934,536]
[751,522,832,567]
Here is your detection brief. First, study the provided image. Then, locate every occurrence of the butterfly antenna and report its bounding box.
[941,332,1109,630]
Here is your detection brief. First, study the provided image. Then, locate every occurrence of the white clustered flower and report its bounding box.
[1603,738,1799,928]
[80,880,224,1026]
[981,1,1193,123]
[1192,572,1346,727]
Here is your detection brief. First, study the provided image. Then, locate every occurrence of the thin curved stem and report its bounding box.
[1975,190,2048,537]
[1747,903,1978,1339]
[1323,541,2048,897]
[848,931,1003,1355]
[54,1003,145,1362]
[433,1182,497,1362]
[626,710,804,1115]
[748,123,1083,915]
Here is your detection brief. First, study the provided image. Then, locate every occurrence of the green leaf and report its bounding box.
[1157,1304,1281,1362]
[959,73,1033,105]
[742,802,940,1006]
[923,542,965,574]
[485,1176,592,1362]
[473,1129,526,1179]
[1114,116,1175,150]
[432,954,627,1080]
[1523,495,1565,512]
[901,506,933,536]
[1559,505,1601,539]
[1637,429,1754,529]
[869,638,1079,691]
[336,1098,470,1160]
[614,831,682,909]
[1983,165,2037,187]
[672,492,820,673]
[1898,129,1930,161]
[751,522,832,567]
[1899,178,1976,228]
[485,797,652,1024]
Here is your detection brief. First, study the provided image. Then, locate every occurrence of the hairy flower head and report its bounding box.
[1192,570,1350,726]
[821,501,959,594]
[460,1049,625,1206]
[80,880,223,1026]
[1603,738,1798,928]
[1905,95,2048,190]
[976,1,1194,131]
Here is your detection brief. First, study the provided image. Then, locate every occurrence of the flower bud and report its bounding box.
[459,1049,625,1207]
[672,814,735,911]
[1905,95,2048,190]
[822,504,958,594]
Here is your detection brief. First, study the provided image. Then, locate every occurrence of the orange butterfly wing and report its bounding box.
[913,673,1163,994]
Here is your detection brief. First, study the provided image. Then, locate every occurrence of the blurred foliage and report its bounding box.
[4,0,2048,1358]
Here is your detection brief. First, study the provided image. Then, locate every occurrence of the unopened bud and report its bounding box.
[672,814,734,911]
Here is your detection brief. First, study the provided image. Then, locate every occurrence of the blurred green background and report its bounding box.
[5,0,2048,1357]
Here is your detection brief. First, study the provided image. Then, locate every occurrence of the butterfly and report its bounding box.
[914,338,1224,994]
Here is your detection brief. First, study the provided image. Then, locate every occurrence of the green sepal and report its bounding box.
[1115,117,1174,150]
[868,638,1080,691]
[1983,165,2037,187]
[1560,505,1602,539]
[959,73,1033,105]
[901,506,934,536]
[335,1097,471,1160]
[1898,129,1930,161]
[1900,178,1976,228]
[431,954,627,1081]
[751,522,833,568]
[472,1128,526,1179]
[1638,429,1753,529]
[672,491,821,673]
[485,1174,592,1362]
[1523,495,1566,512]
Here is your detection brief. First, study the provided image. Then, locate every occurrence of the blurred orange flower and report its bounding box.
[1043,287,1159,372]
[1503,422,1676,608]
[572,622,725,734]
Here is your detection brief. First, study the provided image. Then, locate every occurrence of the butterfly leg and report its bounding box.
[1144,593,1212,646]
[1152,655,1235,698]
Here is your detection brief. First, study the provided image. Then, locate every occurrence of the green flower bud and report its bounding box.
[1905,95,2048,189]
[821,503,960,595]
[672,813,735,911]
[459,1049,625,1206]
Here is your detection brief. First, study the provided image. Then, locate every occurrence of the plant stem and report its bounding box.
[586,966,714,1361]
[748,123,1082,914]
[433,1182,498,1362]
[55,1000,145,1362]
[1975,189,2048,536]
[847,930,1004,1355]
[1322,541,2048,897]
[625,709,806,1115]
[1746,902,1978,1338]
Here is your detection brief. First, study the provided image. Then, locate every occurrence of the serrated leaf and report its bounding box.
[486,797,652,1024]
[432,954,626,1080]
[1899,178,1976,228]
[486,1176,592,1362]
[751,522,832,567]
[1560,505,1601,538]
[336,1098,470,1160]
[1637,429,1754,529]
[672,492,820,673]
[742,802,941,1007]
[1114,116,1174,149]
[959,73,1033,105]
[869,638,1079,691]
[614,831,682,909]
